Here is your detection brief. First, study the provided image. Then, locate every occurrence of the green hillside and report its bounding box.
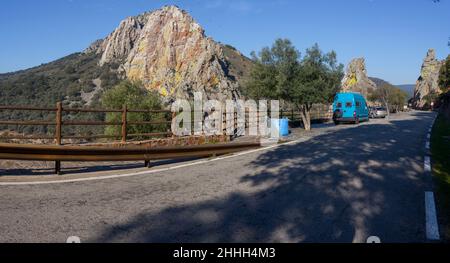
[0,52,121,134]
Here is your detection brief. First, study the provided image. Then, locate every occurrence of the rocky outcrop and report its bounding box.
[97,14,149,64]
[412,49,444,109]
[87,5,240,102]
[341,58,377,97]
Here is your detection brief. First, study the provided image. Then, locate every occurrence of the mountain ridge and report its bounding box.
[0,5,254,133]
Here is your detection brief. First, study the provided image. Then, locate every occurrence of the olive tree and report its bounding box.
[245,39,343,130]
[101,80,167,137]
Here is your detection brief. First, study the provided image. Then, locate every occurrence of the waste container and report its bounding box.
[279,118,289,136]
[270,118,289,137]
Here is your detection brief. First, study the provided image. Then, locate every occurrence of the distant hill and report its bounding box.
[221,44,254,90]
[396,84,415,99]
[0,52,120,134]
[368,77,415,99]
[369,77,390,88]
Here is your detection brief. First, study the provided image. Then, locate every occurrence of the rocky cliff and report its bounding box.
[87,5,242,102]
[341,58,377,97]
[412,49,444,109]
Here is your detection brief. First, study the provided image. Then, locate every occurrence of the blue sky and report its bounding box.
[0,0,449,84]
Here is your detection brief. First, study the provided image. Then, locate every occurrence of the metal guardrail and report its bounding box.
[0,103,332,143]
[0,142,260,174]
[0,103,174,143]
[0,103,330,175]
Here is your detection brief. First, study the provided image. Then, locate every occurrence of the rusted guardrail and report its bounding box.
[0,103,173,143]
[0,103,331,144]
[0,142,260,175]
[0,103,331,175]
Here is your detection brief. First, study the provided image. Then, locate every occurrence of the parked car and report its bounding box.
[332,93,369,125]
[369,107,388,118]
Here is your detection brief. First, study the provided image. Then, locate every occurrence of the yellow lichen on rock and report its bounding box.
[95,5,240,102]
[138,41,147,53]
[127,66,143,81]
[209,75,220,86]
[160,87,168,97]
[340,58,376,97]
[348,74,357,86]
[175,71,183,85]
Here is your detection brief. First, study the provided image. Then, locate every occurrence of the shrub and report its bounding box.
[101,80,167,138]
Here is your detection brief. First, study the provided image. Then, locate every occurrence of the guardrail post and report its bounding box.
[55,102,62,145]
[234,111,237,137]
[222,110,226,136]
[121,104,127,143]
[55,102,62,175]
[171,111,176,138]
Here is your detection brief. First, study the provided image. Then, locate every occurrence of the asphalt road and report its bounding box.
[0,111,436,242]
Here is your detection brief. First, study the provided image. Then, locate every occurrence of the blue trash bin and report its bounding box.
[280,118,289,136]
[270,118,289,137]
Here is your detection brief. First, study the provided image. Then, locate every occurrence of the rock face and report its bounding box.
[341,58,377,97]
[412,49,443,109]
[87,6,240,102]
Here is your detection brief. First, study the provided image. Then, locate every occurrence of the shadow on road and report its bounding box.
[0,158,200,177]
[8,112,435,242]
[91,112,433,243]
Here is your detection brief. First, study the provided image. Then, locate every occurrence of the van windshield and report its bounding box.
[345,102,352,107]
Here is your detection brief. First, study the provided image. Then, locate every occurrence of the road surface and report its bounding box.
[0,111,436,242]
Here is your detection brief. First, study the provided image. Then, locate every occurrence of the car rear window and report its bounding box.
[345,102,352,107]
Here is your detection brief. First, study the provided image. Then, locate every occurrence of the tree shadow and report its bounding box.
[89,112,433,242]
[0,158,200,176]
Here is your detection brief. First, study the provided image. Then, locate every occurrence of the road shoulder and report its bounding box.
[430,113,450,241]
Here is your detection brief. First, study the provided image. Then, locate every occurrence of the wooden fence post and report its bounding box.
[171,111,176,138]
[55,102,62,175]
[233,111,238,137]
[55,102,62,145]
[121,104,127,143]
[222,110,226,136]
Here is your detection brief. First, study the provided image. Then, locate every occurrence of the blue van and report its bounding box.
[332,92,369,125]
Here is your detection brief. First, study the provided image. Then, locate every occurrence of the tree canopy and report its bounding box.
[439,55,450,92]
[101,80,167,137]
[368,83,408,113]
[245,39,343,130]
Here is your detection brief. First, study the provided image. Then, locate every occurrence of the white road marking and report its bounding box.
[424,156,431,172]
[426,141,430,150]
[0,137,307,186]
[427,133,431,140]
[0,114,438,186]
[425,192,440,241]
